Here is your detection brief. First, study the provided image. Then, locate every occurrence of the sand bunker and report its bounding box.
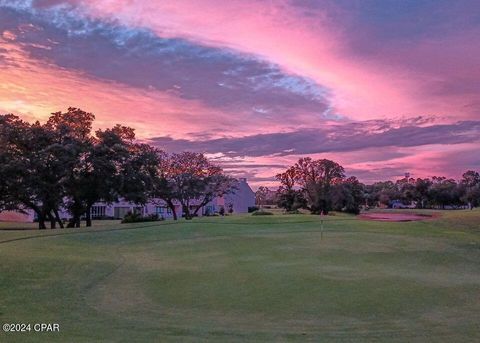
[359,212,435,222]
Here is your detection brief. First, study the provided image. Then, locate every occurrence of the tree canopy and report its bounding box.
[0,109,236,228]
[275,158,479,214]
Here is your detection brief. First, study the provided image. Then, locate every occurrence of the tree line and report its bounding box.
[0,108,236,229]
[257,158,480,214]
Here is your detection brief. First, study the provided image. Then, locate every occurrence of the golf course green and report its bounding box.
[1,210,479,342]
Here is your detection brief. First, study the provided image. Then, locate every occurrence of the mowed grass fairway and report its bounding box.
[1,211,480,342]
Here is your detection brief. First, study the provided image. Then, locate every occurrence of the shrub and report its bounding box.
[248,206,259,213]
[121,213,163,224]
[252,210,274,216]
[93,216,116,220]
[284,209,302,214]
[204,212,219,217]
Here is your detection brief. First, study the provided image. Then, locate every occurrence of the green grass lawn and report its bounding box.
[1,210,480,342]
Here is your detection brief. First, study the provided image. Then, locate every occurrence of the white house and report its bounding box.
[0,178,255,222]
[224,178,255,213]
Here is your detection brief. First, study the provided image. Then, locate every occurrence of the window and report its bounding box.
[91,206,106,218]
[156,206,171,216]
[114,207,131,219]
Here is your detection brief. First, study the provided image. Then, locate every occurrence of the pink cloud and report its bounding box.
[71,0,479,122]
[0,31,305,139]
[1,0,479,187]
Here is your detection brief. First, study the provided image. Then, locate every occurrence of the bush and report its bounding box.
[284,209,302,214]
[92,215,116,220]
[121,212,163,223]
[204,212,219,217]
[248,206,259,213]
[252,210,274,216]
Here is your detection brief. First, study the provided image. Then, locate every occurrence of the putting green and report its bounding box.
[1,210,479,342]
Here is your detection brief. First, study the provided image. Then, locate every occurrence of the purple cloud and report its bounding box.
[150,120,480,157]
[0,1,331,118]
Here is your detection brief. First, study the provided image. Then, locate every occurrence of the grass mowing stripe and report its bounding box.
[0,218,362,245]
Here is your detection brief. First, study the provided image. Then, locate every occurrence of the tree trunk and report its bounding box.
[166,200,177,220]
[53,209,64,228]
[183,204,192,220]
[67,218,75,228]
[34,209,46,230]
[38,216,46,230]
[67,213,81,228]
[193,197,210,217]
[193,201,208,217]
[48,213,56,229]
[85,204,92,227]
[25,203,46,230]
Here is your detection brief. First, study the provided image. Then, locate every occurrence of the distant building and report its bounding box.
[390,200,417,209]
[224,178,255,213]
[0,179,256,222]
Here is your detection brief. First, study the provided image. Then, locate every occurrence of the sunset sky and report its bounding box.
[1,0,479,188]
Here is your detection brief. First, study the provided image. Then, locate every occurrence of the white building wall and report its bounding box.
[1,179,255,222]
[225,178,255,214]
